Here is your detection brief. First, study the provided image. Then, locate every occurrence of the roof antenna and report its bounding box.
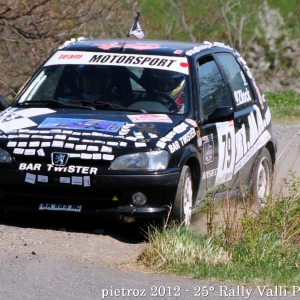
[120,12,144,52]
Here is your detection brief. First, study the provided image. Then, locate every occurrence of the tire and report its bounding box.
[171,165,193,226]
[250,148,272,209]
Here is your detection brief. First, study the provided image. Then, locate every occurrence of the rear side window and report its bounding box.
[197,56,232,115]
[216,53,254,109]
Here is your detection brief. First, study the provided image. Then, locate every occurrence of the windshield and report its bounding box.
[16,60,191,114]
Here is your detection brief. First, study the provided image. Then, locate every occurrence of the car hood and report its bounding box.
[0,107,197,159]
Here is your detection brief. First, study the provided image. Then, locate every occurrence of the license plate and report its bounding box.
[39,203,82,212]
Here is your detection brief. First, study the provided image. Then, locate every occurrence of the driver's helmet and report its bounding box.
[151,69,185,99]
[76,65,111,101]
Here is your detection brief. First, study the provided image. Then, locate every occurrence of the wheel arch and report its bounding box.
[177,146,202,205]
[245,140,274,193]
[249,146,272,208]
[265,140,276,168]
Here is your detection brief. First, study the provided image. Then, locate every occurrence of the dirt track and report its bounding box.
[0,214,147,267]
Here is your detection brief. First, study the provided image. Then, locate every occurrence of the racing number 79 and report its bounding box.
[222,132,232,171]
[215,122,236,185]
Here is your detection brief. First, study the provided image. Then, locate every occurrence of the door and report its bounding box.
[214,52,264,185]
[196,54,236,191]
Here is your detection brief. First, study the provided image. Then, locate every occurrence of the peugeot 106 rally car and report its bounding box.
[0,38,277,226]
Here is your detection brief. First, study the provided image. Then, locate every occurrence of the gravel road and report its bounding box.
[272,123,300,194]
[0,213,146,267]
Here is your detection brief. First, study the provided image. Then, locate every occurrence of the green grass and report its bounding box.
[138,173,300,286]
[265,90,300,124]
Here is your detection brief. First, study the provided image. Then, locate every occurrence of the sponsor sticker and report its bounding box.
[72,176,82,185]
[0,108,55,133]
[38,175,48,182]
[128,114,172,123]
[25,173,36,184]
[45,51,189,75]
[38,118,124,133]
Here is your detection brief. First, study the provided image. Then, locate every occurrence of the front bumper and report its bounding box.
[0,168,180,219]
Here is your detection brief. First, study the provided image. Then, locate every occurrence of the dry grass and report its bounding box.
[138,224,231,269]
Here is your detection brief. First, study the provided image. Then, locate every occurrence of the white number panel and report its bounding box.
[215,120,236,185]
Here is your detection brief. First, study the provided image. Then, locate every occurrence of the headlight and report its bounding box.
[110,150,169,170]
[0,148,12,163]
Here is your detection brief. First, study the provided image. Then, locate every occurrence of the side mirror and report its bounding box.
[204,106,234,124]
[0,95,9,111]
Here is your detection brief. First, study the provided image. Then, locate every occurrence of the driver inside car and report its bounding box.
[131,69,186,113]
[67,65,119,105]
[150,69,186,110]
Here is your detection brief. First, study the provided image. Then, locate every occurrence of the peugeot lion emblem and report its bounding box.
[51,152,70,166]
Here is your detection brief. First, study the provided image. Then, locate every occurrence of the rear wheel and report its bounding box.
[171,165,193,226]
[250,148,272,208]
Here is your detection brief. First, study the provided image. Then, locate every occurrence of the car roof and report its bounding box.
[59,38,234,57]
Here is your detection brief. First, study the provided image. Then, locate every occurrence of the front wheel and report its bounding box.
[171,165,193,226]
[250,148,272,209]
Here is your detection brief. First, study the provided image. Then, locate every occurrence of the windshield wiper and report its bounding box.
[93,101,147,113]
[72,101,147,113]
[92,101,124,109]
[17,99,96,110]
[18,99,148,113]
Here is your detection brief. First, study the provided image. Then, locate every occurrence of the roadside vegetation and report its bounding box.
[266,90,300,124]
[138,88,300,284]
[138,174,300,286]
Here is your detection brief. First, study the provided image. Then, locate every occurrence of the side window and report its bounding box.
[215,53,254,109]
[197,56,232,116]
